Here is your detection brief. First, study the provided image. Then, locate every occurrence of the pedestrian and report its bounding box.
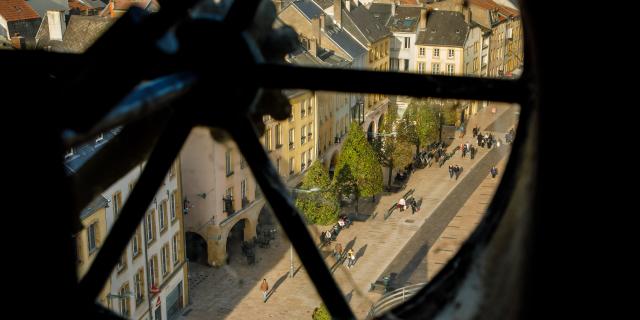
[410,198,417,214]
[260,279,269,302]
[398,197,406,211]
[334,242,343,260]
[347,249,355,268]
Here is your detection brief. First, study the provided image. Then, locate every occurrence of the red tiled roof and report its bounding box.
[399,0,419,5]
[468,0,519,18]
[0,0,40,22]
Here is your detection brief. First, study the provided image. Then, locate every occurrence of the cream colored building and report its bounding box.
[415,9,468,77]
[180,128,265,267]
[66,130,189,320]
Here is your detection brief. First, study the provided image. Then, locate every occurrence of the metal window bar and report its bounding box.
[3,0,536,319]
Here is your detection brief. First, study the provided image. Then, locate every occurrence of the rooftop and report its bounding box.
[0,0,40,22]
[36,14,115,52]
[341,5,391,45]
[416,10,468,47]
[26,0,69,18]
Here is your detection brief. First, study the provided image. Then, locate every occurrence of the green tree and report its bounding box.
[295,161,339,225]
[403,99,440,151]
[334,122,383,212]
[312,304,331,320]
[372,106,414,186]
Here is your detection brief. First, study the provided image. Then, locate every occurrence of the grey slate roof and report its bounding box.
[341,5,391,45]
[80,195,108,220]
[416,11,468,47]
[324,23,367,59]
[388,6,421,32]
[288,47,324,66]
[368,3,392,26]
[292,0,324,20]
[26,0,69,18]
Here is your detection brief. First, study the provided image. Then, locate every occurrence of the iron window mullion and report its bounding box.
[78,113,192,301]
[229,117,355,320]
[256,64,526,104]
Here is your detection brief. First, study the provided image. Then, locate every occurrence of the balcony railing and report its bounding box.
[223,196,234,215]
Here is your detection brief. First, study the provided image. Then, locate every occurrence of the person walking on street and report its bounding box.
[260,279,269,302]
[347,249,355,268]
[398,197,406,212]
[334,242,343,260]
[490,166,498,178]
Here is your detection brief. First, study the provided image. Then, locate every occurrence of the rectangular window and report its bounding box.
[301,126,306,144]
[433,48,440,58]
[275,124,282,147]
[308,148,313,166]
[404,59,409,71]
[419,47,425,56]
[418,62,425,73]
[289,157,295,176]
[117,250,127,272]
[172,234,179,265]
[161,244,170,276]
[301,152,306,171]
[88,222,98,253]
[308,98,313,114]
[276,158,281,175]
[149,255,159,287]
[170,191,177,222]
[289,105,294,122]
[301,100,306,118]
[159,200,168,232]
[432,63,441,74]
[308,123,313,139]
[448,49,454,59]
[264,128,272,151]
[224,187,233,213]
[289,128,295,149]
[447,64,455,75]
[404,37,410,48]
[132,227,141,258]
[134,268,145,305]
[225,150,233,176]
[112,191,122,217]
[146,210,155,244]
[119,283,131,317]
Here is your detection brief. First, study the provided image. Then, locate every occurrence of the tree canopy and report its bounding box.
[334,122,383,199]
[294,161,340,225]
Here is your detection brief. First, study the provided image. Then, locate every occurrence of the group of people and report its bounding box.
[448,164,464,180]
[505,128,515,144]
[397,196,420,214]
[333,243,357,268]
[461,142,477,159]
[321,215,352,245]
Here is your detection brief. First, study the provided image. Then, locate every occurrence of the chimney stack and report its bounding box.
[391,1,396,17]
[310,37,318,57]
[334,0,342,26]
[312,14,324,47]
[419,6,428,30]
[47,11,66,41]
[345,0,351,12]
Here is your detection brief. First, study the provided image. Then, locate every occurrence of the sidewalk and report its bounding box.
[181,102,518,320]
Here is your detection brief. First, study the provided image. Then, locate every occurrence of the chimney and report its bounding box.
[312,14,324,47]
[334,0,342,26]
[47,11,66,42]
[463,6,471,24]
[391,2,396,17]
[419,6,428,30]
[345,0,351,13]
[310,38,318,57]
